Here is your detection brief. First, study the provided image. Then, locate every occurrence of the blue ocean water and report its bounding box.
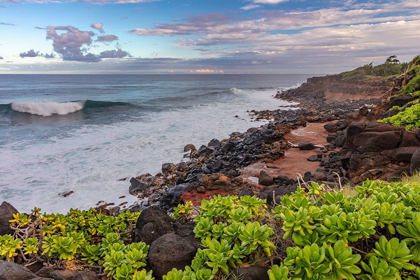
[0,74,310,213]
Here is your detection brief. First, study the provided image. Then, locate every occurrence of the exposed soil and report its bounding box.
[241,122,332,184]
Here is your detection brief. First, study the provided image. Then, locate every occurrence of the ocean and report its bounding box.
[0,74,310,213]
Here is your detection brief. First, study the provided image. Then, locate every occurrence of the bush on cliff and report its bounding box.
[341,56,408,81]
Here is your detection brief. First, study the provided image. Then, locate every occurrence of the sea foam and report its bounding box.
[11,101,85,117]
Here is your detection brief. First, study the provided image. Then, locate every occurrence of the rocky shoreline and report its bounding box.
[3,68,420,280]
[123,71,419,214]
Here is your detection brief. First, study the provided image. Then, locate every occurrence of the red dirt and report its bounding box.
[324,92,383,102]
[241,122,333,184]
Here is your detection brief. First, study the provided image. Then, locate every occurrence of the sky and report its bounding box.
[0,0,420,74]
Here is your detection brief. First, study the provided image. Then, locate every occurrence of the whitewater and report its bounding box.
[0,74,310,213]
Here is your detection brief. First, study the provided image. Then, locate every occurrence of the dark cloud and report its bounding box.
[96,35,118,43]
[46,25,100,62]
[44,53,55,58]
[90,23,104,33]
[20,49,41,58]
[0,22,16,26]
[99,49,129,59]
[0,56,3,60]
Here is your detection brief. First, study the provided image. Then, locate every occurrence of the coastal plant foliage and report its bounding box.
[381,54,420,130]
[163,179,420,279]
[2,178,420,279]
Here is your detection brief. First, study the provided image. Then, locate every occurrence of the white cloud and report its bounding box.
[241,4,260,10]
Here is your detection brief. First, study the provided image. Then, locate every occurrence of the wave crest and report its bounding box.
[11,101,85,117]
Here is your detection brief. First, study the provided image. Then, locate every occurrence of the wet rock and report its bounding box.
[149,234,197,280]
[0,261,38,280]
[132,206,173,245]
[298,142,316,150]
[411,148,420,173]
[129,178,148,196]
[208,139,221,149]
[162,163,177,176]
[184,144,196,152]
[258,170,274,186]
[229,266,269,280]
[177,162,189,172]
[198,145,214,156]
[0,202,18,235]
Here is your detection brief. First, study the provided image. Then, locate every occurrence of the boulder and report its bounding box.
[400,131,420,147]
[160,184,189,208]
[389,94,415,108]
[0,202,18,235]
[72,272,98,280]
[129,178,148,196]
[229,266,269,280]
[353,131,401,150]
[393,147,419,163]
[132,206,173,245]
[48,270,78,280]
[345,121,367,144]
[177,162,189,172]
[258,170,274,186]
[335,132,346,147]
[0,261,38,280]
[183,144,196,152]
[298,142,315,150]
[208,139,221,148]
[198,145,214,156]
[411,148,420,173]
[324,123,339,132]
[162,163,177,176]
[221,142,235,153]
[149,234,197,280]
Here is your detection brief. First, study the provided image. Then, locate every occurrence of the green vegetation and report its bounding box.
[341,56,408,81]
[3,177,420,279]
[379,55,420,130]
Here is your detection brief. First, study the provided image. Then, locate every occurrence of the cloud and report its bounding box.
[190,69,224,74]
[99,49,129,58]
[20,49,41,58]
[0,22,16,26]
[130,13,233,36]
[0,5,6,8]
[96,35,118,42]
[90,23,104,33]
[44,53,55,58]
[241,4,260,10]
[0,56,3,60]
[46,25,100,62]
[35,26,46,30]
